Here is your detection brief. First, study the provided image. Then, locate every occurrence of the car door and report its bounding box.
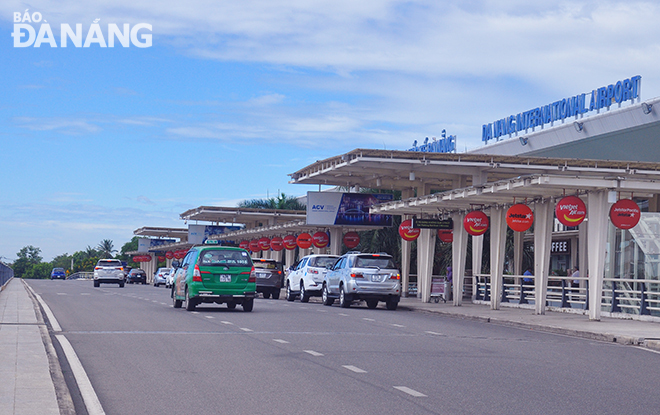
[174,251,196,298]
[295,257,309,290]
[327,257,345,294]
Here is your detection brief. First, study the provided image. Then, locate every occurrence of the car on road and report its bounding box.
[93,259,126,287]
[50,267,66,280]
[154,267,171,287]
[252,258,283,299]
[165,270,175,289]
[127,269,147,284]
[285,254,339,302]
[171,245,256,312]
[322,252,400,310]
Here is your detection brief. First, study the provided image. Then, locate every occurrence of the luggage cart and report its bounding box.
[430,277,447,303]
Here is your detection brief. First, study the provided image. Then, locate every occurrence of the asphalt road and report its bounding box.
[29,279,660,415]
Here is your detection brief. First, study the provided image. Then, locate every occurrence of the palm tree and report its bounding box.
[97,239,117,259]
[238,193,306,211]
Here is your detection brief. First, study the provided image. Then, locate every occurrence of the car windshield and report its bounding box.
[310,256,338,268]
[97,260,122,267]
[253,261,280,270]
[200,249,251,267]
[354,256,396,269]
[52,268,64,273]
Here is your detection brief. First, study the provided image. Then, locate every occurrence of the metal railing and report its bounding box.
[68,271,94,280]
[1,262,14,289]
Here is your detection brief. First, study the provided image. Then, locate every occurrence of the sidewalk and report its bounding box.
[398,296,660,351]
[0,278,60,415]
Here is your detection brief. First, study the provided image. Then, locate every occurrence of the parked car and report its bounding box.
[171,244,256,312]
[252,258,283,299]
[154,267,171,287]
[127,269,147,284]
[165,269,175,289]
[322,252,400,310]
[93,259,125,288]
[285,254,339,302]
[50,267,66,280]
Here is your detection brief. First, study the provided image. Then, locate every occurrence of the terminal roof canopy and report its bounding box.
[179,206,306,226]
[133,227,188,240]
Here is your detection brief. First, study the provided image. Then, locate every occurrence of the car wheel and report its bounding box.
[386,299,398,310]
[271,290,280,300]
[263,291,271,299]
[154,283,159,287]
[286,282,295,302]
[322,284,334,306]
[300,281,309,303]
[243,298,254,312]
[94,281,100,288]
[339,285,350,308]
[227,302,236,310]
[366,299,378,309]
[119,282,125,288]
[173,293,182,308]
[184,288,196,311]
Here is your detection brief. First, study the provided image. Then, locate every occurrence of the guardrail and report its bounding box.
[68,271,94,280]
[1,262,13,289]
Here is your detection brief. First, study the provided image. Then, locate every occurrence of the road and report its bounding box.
[28,279,660,415]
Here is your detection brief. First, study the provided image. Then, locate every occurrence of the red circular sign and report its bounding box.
[258,237,271,251]
[506,204,534,232]
[165,251,174,259]
[174,250,187,259]
[464,211,489,236]
[249,239,260,252]
[158,256,166,262]
[297,233,313,249]
[133,255,152,263]
[438,229,453,243]
[269,236,283,251]
[239,240,249,250]
[398,219,420,241]
[610,199,641,229]
[343,231,360,249]
[555,196,586,227]
[283,235,297,250]
[312,231,329,248]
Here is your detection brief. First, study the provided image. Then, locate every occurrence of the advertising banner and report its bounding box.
[306,192,393,227]
[138,238,176,252]
[188,224,242,244]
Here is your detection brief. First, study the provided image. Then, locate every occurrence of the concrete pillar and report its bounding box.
[400,189,414,298]
[418,228,436,303]
[587,190,611,320]
[451,212,468,306]
[285,248,296,271]
[533,199,555,315]
[489,206,507,310]
[472,234,484,301]
[513,231,523,277]
[578,220,588,291]
[330,228,342,256]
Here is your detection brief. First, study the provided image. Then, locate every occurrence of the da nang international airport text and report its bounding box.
[482,75,642,144]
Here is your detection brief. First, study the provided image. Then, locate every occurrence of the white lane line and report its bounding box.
[57,293,67,295]
[317,309,328,313]
[394,386,427,397]
[191,311,199,314]
[304,350,324,357]
[152,300,159,303]
[363,318,375,322]
[392,324,405,328]
[342,365,367,373]
[160,303,168,306]
[273,339,289,344]
[240,328,253,332]
[80,293,90,296]
[56,335,106,415]
[425,331,443,336]
[25,283,62,332]
[338,313,349,317]
[205,316,214,319]
[221,321,233,325]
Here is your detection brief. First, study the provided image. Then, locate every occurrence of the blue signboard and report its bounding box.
[408,130,456,153]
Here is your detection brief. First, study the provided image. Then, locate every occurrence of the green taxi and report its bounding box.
[171,244,256,312]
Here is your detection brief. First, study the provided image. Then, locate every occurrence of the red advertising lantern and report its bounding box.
[174,250,187,259]
[438,229,453,243]
[158,256,165,262]
[506,204,534,232]
[610,199,641,229]
[312,231,329,248]
[555,196,587,227]
[343,231,360,249]
[398,219,420,241]
[270,236,284,251]
[297,233,313,249]
[258,237,271,251]
[239,240,249,250]
[249,239,260,252]
[283,235,297,250]
[464,211,489,236]
[165,251,174,260]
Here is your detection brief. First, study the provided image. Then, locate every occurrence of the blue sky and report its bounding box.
[2,1,660,261]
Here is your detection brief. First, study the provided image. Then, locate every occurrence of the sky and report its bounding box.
[2,0,660,261]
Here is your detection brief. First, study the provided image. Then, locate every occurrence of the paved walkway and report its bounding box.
[0,279,658,415]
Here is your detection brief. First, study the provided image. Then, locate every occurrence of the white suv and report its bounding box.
[285,255,339,302]
[93,259,125,288]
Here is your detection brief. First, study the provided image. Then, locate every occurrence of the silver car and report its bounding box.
[285,254,339,302]
[93,259,125,288]
[322,252,401,310]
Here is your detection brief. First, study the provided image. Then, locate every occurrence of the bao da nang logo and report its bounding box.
[12,10,152,48]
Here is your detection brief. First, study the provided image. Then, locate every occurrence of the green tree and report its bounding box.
[51,254,73,274]
[12,245,42,277]
[97,239,117,259]
[23,262,51,279]
[117,236,140,268]
[238,192,306,210]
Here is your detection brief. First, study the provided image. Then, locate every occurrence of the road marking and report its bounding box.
[240,328,253,332]
[363,318,375,322]
[425,331,444,336]
[392,324,405,328]
[57,292,67,295]
[56,335,106,414]
[317,309,328,313]
[304,350,324,357]
[205,316,214,319]
[394,386,427,397]
[338,313,349,317]
[221,321,233,325]
[273,339,289,344]
[160,303,168,306]
[152,300,159,303]
[80,293,90,296]
[191,311,199,314]
[342,365,367,373]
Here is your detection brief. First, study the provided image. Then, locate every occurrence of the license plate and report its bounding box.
[257,273,269,278]
[219,275,232,282]
[370,274,384,282]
